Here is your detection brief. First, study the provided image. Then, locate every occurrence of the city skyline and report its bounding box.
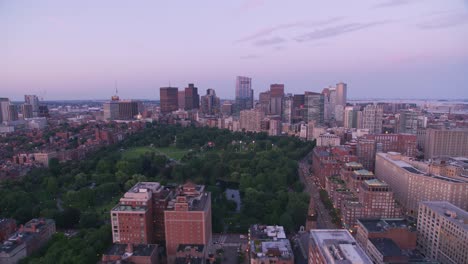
[2,0,468,100]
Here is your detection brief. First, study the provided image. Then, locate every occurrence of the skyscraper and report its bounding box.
[269,84,284,116]
[0,98,10,123]
[282,94,293,124]
[22,104,33,119]
[344,106,360,129]
[24,95,39,114]
[184,83,200,110]
[177,90,185,110]
[235,76,253,113]
[335,82,347,108]
[304,92,324,125]
[359,104,383,134]
[160,87,179,114]
[200,89,220,116]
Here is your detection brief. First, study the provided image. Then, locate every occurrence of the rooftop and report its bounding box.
[345,162,363,168]
[176,244,204,252]
[364,179,388,187]
[104,243,157,257]
[111,204,147,212]
[353,169,374,176]
[310,229,372,264]
[357,218,415,233]
[250,225,286,240]
[420,201,468,229]
[368,238,402,257]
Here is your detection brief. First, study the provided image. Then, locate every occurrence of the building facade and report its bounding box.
[160,87,179,114]
[235,76,253,113]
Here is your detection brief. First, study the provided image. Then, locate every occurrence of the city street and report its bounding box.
[298,153,336,229]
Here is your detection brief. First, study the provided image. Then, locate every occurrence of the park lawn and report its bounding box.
[122,146,189,161]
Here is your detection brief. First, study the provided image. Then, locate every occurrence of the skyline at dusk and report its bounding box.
[2,0,468,100]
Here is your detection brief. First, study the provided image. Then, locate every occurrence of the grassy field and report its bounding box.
[122,146,189,161]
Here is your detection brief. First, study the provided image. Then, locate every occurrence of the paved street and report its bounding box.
[298,152,336,229]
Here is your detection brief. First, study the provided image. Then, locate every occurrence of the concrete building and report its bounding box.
[308,229,372,264]
[282,95,293,124]
[24,95,39,114]
[101,243,159,264]
[304,92,324,125]
[184,83,200,110]
[0,218,55,264]
[269,84,284,116]
[235,76,254,113]
[200,89,220,116]
[177,91,185,110]
[359,105,383,134]
[249,225,294,264]
[21,104,33,119]
[160,87,179,114]
[424,128,468,159]
[375,152,468,215]
[316,134,340,147]
[164,182,212,263]
[344,106,360,129]
[240,109,265,133]
[417,201,468,264]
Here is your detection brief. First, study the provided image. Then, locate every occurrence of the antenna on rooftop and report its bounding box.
[114,80,118,95]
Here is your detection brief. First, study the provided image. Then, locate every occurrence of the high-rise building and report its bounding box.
[335,82,347,107]
[322,87,336,124]
[118,100,142,119]
[7,105,19,121]
[424,128,468,159]
[375,152,468,215]
[103,101,120,120]
[359,105,383,134]
[397,109,425,134]
[184,83,200,110]
[293,94,305,121]
[269,84,284,116]
[259,91,270,114]
[344,106,360,129]
[164,182,212,263]
[304,92,324,125]
[309,229,372,264]
[177,90,185,110]
[22,104,33,119]
[0,98,10,123]
[235,76,253,113]
[239,109,265,132]
[417,201,468,264]
[24,95,39,114]
[282,94,293,124]
[111,182,172,245]
[160,87,179,114]
[200,89,220,116]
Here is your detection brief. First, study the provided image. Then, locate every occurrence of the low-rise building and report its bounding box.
[249,225,294,264]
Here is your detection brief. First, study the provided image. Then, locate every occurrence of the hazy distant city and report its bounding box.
[1,1,468,264]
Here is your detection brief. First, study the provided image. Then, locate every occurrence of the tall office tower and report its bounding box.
[110,182,172,245]
[269,84,284,116]
[359,104,383,134]
[397,109,422,134]
[304,92,324,125]
[239,109,265,132]
[22,104,33,119]
[424,128,468,159]
[7,105,19,121]
[309,230,372,264]
[235,76,253,113]
[0,98,10,122]
[417,201,468,264]
[335,82,347,108]
[103,101,120,120]
[160,87,179,114]
[344,106,359,128]
[258,91,270,114]
[24,95,39,114]
[118,100,142,119]
[375,152,468,215]
[322,87,336,124]
[184,83,199,110]
[282,94,293,124]
[177,91,185,110]
[292,94,305,121]
[221,102,233,116]
[164,182,212,263]
[200,89,220,116]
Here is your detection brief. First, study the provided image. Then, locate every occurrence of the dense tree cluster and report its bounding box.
[0,124,314,263]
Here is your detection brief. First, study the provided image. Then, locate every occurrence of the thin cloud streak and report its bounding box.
[235,17,343,43]
[294,21,391,42]
[240,54,260,60]
[417,13,468,29]
[372,0,412,9]
[254,37,286,46]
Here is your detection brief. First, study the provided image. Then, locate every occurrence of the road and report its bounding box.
[298,152,336,229]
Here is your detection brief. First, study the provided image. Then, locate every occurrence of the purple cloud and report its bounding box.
[417,12,468,29]
[254,37,286,46]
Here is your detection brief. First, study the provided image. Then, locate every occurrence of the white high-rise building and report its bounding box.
[359,104,383,134]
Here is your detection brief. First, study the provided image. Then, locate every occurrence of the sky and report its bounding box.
[1,0,468,101]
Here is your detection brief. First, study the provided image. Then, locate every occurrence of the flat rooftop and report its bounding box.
[421,201,468,230]
[176,244,204,252]
[111,204,147,212]
[104,243,157,257]
[310,229,372,264]
[364,179,388,187]
[353,169,374,176]
[250,225,286,240]
[357,218,415,233]
[369,238,402,257]
[127,181,162,193]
